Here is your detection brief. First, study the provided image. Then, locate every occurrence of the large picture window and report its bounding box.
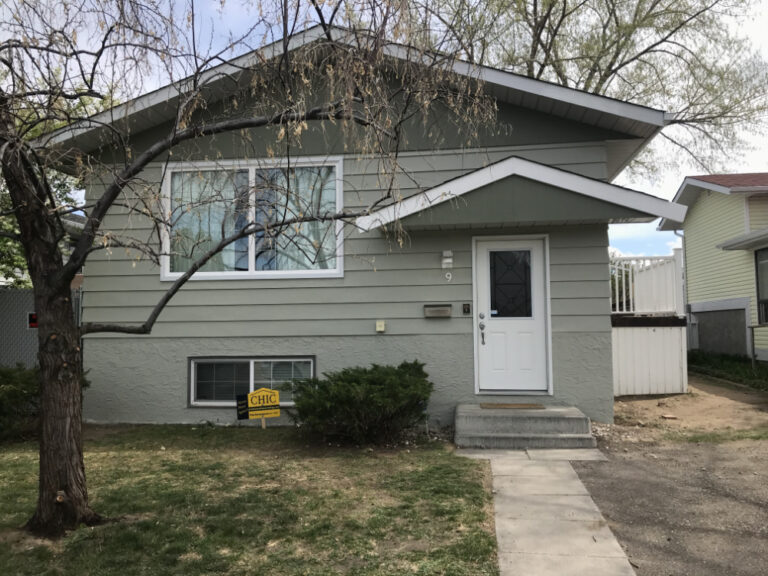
[190,357,314,406]
[163,159,342,279]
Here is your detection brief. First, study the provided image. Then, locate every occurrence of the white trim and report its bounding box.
[356,156,686,231]
[44,26,665,149]
[160,156,344,281]
[471,234,553,396]
[189,356,314,407]
[688,297,751,313]
[660,177,768,230]
[379,43,665,129]
[43,27,330,147]
[718,227,768,251]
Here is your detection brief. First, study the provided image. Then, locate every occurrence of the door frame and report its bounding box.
[472,234,553,395]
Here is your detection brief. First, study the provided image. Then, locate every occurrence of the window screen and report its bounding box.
[192,358,313,404]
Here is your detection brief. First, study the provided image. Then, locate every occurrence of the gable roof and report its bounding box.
[355,156,686,231]
[658,172,768,230]
[44,25,668,171]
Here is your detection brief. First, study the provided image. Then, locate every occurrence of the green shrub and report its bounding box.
[0,364,39,440]
[290,361,434,444]
[0,365,90,440]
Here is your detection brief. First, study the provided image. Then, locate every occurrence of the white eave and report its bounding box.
[718,227,768,251]
[658,177,768,231]
[355,156,686,232]
[43,26,667,151]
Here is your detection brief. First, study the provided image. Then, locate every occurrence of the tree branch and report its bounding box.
[61,98,376,285]
[80,211,363,335]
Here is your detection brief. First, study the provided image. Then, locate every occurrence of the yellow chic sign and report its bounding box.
[236,388,280,422]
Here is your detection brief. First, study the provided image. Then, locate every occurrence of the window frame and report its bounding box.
[160,156,344,281]
[188,356,315,408]
[755,248,768,325]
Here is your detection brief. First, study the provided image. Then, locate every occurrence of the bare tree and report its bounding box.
[432,0,768,172]
[0,0,494,536]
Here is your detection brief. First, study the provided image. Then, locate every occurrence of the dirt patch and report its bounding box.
[574,375,768,576]
[610,375,768,436]
[0,528,64,553]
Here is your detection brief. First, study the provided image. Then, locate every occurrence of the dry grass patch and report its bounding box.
[1,425,498,576]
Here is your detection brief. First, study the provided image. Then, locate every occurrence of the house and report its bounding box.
[659,173,768,359]
[50,28,685,427]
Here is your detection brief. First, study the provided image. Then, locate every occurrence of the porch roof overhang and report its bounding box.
[718,227,768,251]
[355,156,687,232]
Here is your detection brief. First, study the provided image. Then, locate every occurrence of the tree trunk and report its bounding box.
[24,284,102,537]
[0,104,101,537]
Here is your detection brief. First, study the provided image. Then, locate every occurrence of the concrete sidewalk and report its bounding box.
[457,448,635,576]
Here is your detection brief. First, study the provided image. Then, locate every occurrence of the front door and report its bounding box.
[475,238,549,392]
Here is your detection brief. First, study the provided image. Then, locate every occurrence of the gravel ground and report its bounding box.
[573,376,768,576]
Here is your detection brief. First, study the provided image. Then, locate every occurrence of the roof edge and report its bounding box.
[355,156,686,231]
[42,25,667,150]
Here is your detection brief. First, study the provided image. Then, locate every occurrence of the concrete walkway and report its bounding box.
[457,448,635,576]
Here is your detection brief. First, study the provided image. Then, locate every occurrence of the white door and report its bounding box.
[475,238,549,392]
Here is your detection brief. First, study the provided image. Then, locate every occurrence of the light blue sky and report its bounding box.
[131,1,768,257]
[608,0,768,256]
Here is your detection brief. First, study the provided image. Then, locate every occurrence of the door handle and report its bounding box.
[479,322,485,345]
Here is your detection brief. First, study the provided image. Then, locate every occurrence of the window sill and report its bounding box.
[162,269,343,281]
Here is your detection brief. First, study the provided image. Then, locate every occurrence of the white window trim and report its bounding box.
[189,356,315,408]
[160,156,344,281]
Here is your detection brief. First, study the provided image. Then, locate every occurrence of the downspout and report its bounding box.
[674,230,693,351]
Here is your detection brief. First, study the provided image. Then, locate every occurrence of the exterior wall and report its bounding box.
[0,289,38,368]
[82,132,624,424]
[684,190,761,355]
[748,195,768,230]
[82,218,615,423]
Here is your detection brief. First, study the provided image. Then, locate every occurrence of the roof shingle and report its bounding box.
[690,173,768,188]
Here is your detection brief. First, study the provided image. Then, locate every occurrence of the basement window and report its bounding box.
[189,357,313,407]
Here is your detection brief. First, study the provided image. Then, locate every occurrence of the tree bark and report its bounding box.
[25,284,101,537]
[0,103,101,536]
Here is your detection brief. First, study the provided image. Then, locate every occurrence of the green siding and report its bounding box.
[83,223,611,337]
[81,142,619,424]
[83,143,615,340]
[685,191,751,304]
[683,190,768,350]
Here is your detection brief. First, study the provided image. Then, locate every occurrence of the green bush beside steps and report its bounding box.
[290,361,434,445]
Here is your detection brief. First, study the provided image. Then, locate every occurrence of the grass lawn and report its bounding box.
[0,426,498,576]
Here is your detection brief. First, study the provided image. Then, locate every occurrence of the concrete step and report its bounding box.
[455,432,597,450]
[455,405,592,435]
[454,404,597,450]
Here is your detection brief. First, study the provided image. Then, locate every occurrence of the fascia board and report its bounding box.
[355,156,686,231]
[44,25,666,150]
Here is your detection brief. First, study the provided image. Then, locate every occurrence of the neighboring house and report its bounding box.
[660,173,768,359]
[51,29,685,425]
[0,213,85,368]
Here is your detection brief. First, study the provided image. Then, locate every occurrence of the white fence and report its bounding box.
[612,326,688,396]
[610,249,685,315]
[610,248,688,396]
